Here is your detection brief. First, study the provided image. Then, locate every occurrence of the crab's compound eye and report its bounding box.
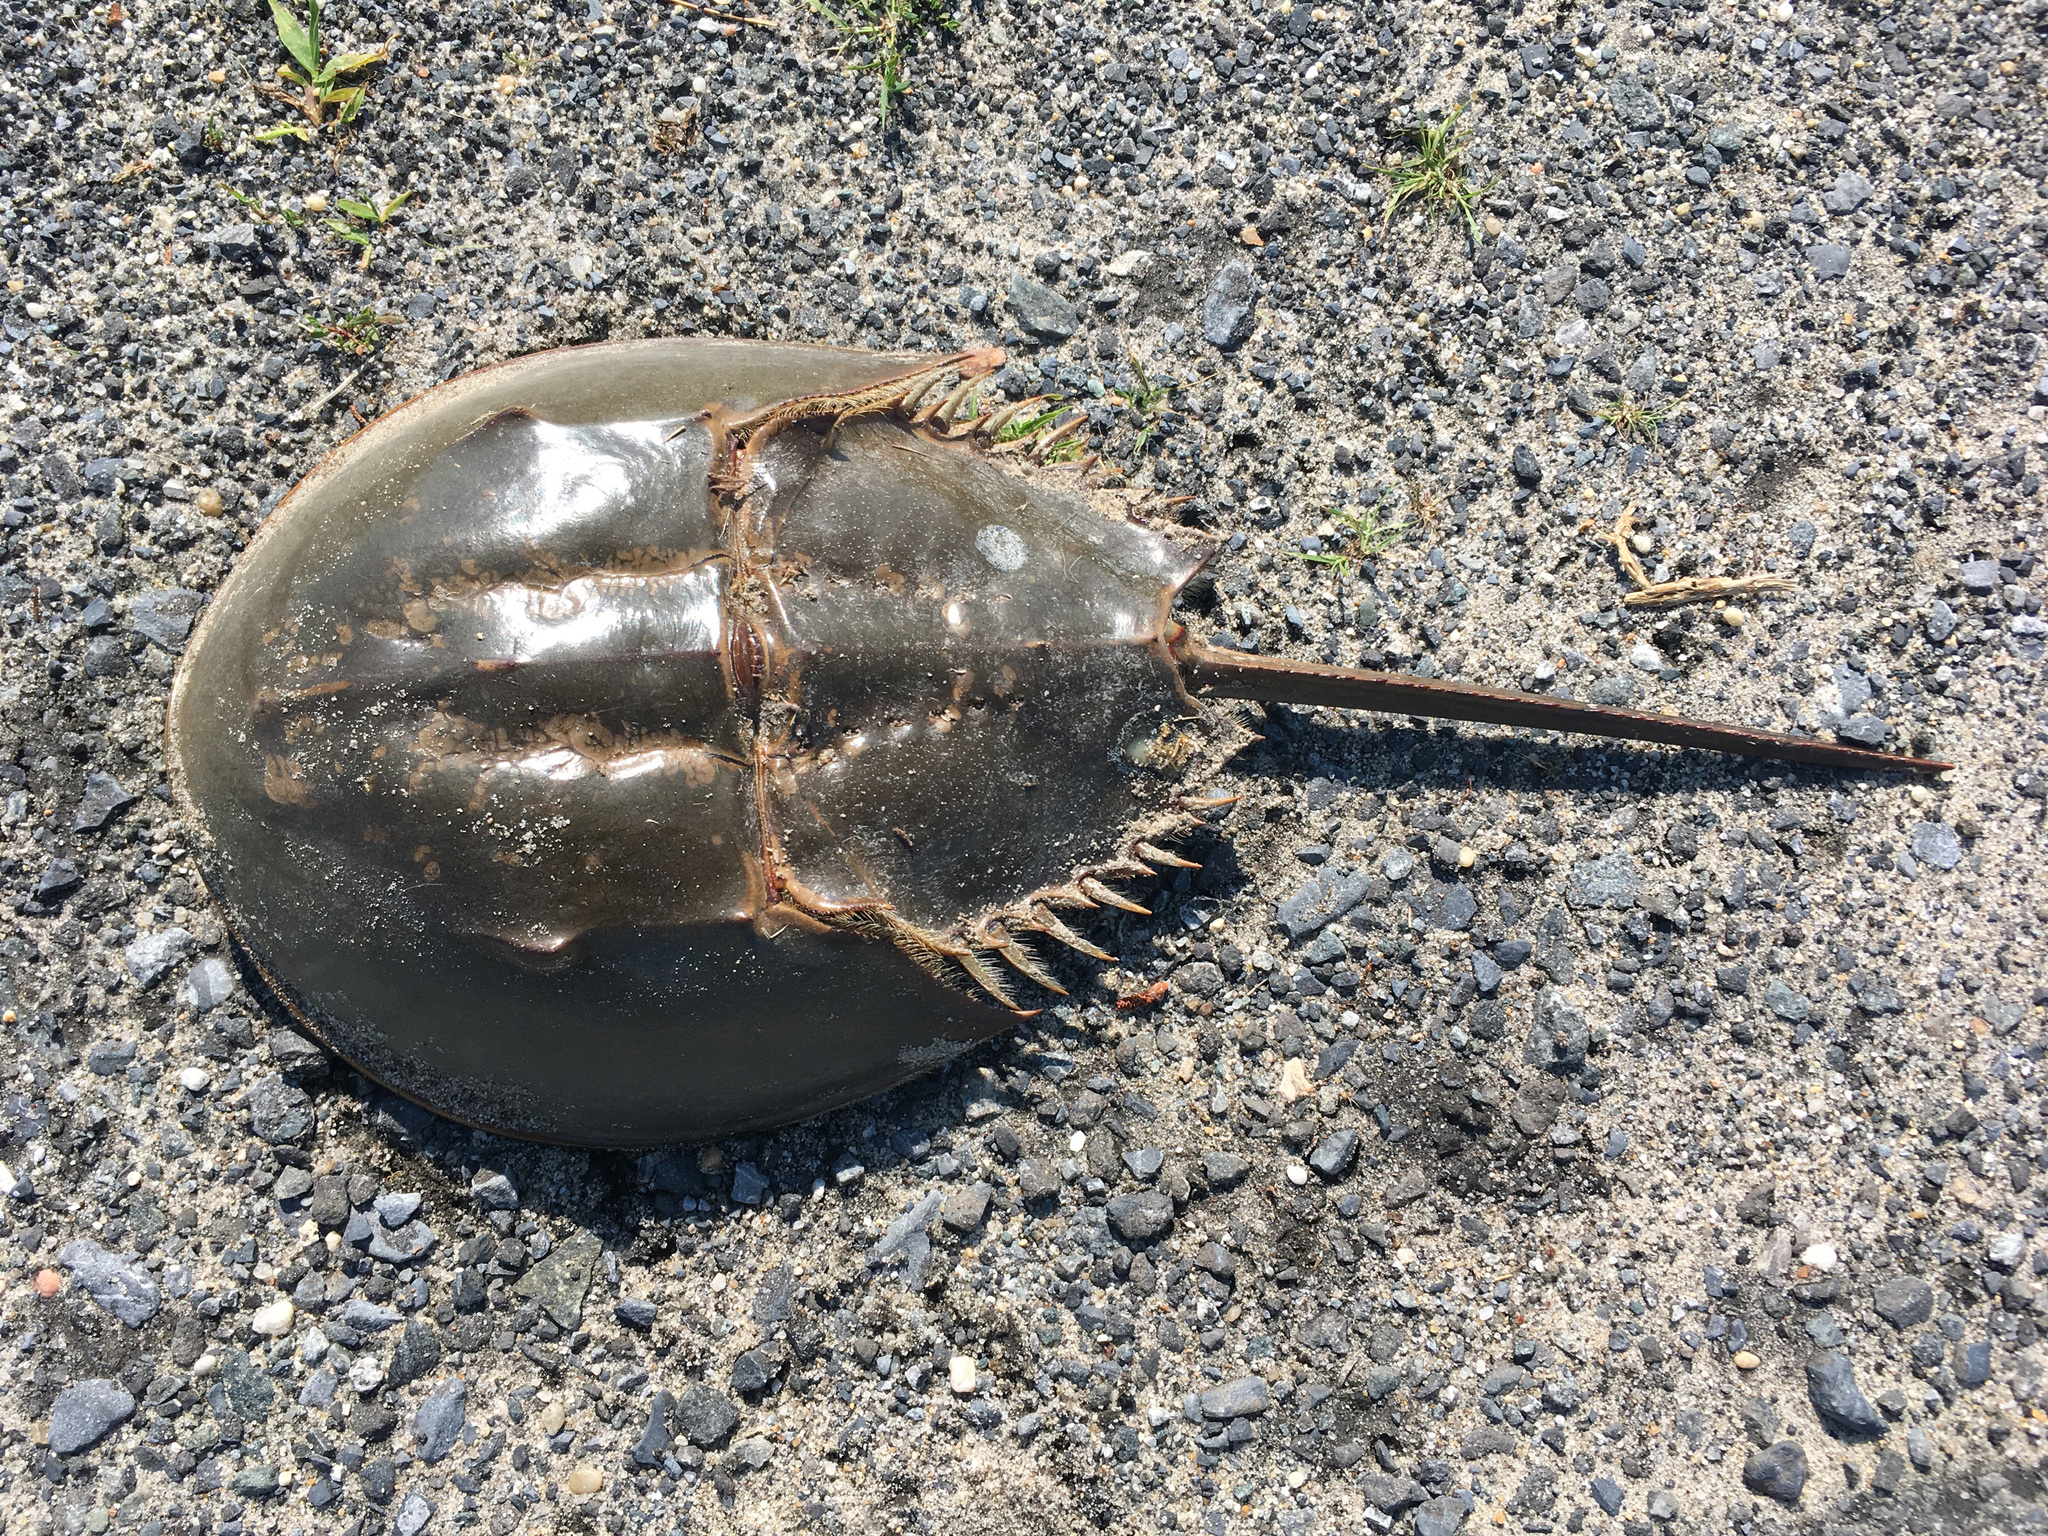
[975,523,1028,573]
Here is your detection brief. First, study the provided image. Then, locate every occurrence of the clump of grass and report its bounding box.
[325,190,413,270]
[1598,395,1664,443]
[1297,494,1413,580]
[1372,102,1495,241]
[302,306,399,357]
[1120,352,1171,458]
[255,0,389,144]
[808,0,955,130]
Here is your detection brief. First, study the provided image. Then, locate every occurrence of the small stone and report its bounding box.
[1590,1476,1625,1516]
[57,1238,161,1327]
[1763,980,1811,1022]
[1106,1190,1174,1244]
[565,1465,602,1496]
[950,1356,978,1395]
[395,1492,436,1536]
[1200,1376,1270,1419]
[1384,1169,1431,1207]
[72,773,137,832]
[1809,245,1853,280]
[633,1391,676,1466]
[1414,1494,1469,1536]
[220,1349,276,1420]
[386,1320,443,1390]
[511,1229,602,1329]
[1823,171,1874,214]
[123,927,195,989]
[939,1183,993,1234]
[1309,1129,1358,1180]
[1908,823,1962,871]
[615,1297,659,1332]
[672,1383,741,1447]
[413,1376,467,1461]
[1201,260,1258,349]
[1512,444,1542,484]
[1524,988,1589,1075]
[1202,1152,1251,1190]
[246,1073,315,1143]
[231,1463,281,1498]
[374,1191,423,1227]
[1873,1277,1933,1329]
[1007,272,1079,341]
[729,1161,770,1205]
[1566,851,1641,910]
[48,1379,136,1455]
[250,1298,294,1336]
[1743,1440,1809,1502]
[469,1169,518,1209]
[1121,1147,1165,1180]
[1733,1350,1762,1370]
[1806,1351,1884,1434]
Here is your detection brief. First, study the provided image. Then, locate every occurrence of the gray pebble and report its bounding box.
[1201,260,1258,349]
[412,1376,466,1462]
[48,1378,136,1456]
[1805,1351,1884,1434]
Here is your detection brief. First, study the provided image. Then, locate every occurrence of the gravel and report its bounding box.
[0,0,2044,1531]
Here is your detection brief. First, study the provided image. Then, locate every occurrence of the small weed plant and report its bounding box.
[808,0,955,130]
[302,307,399,357]
[256,0,389,143]
[1373,102,1495,241]
[1120,352,1171,458]
[1598,396,1664,443]
[325,190,413,269]
[1297,494,1413,580]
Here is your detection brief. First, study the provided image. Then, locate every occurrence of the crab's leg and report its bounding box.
[1169,629,1951,775]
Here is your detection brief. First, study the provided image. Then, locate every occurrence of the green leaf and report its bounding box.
[252,124,313,143]
[324,47,389,76]
[334,198,376,220]
[379,190,414,219]
[267,0,321,75]
[324,218,371,247]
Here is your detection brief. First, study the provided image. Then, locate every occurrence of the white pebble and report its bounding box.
[192,1353,217,1378]
[349,1358,386,1394]
[250,1298,294,1336]
[1068,1131,1087,1153]
[1286,1164,1309,1186]
[1801,1241,1839,1272]
[178,1068,210,1093]
[949,1356,978,1395]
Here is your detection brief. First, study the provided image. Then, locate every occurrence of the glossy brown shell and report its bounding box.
[170,340,1210,1145]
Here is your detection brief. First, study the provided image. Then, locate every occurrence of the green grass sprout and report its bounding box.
[1372,102,1497,242]
[1598,395,1665,444]
[1295,494,1413,580]
[1121,351,1171,458]
[807,0,955,131]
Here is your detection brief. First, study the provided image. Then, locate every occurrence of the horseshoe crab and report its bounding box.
[168,340,1945,1145]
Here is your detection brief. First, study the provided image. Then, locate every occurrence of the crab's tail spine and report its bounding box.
[1170,632,1951,776]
